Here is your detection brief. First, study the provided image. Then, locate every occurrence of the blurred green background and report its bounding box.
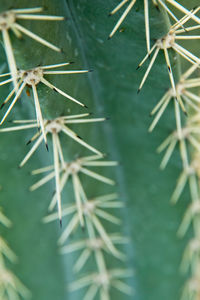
[1,0,199,299]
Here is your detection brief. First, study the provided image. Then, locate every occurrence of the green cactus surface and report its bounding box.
[1,1,200,300]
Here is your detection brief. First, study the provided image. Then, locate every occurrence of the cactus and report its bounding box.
[1,0,200,300]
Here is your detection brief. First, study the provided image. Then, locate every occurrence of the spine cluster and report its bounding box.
[1,1,200,300]
[109,1,200,299]
[0,207,29,299]
[0,3,130,300]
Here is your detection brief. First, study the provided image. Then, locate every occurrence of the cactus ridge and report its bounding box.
[1,1,200,299]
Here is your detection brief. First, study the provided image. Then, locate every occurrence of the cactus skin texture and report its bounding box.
[0,0,200,300]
